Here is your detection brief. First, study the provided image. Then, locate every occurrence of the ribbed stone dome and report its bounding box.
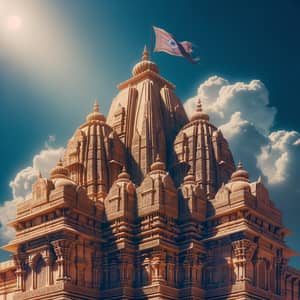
[50,160,77,188]
[171,99,235,198]
[50,159,69,178]
[226,161,251,192]
[63,102,125,201]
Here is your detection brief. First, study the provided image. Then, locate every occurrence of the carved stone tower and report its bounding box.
[1,47,300,300]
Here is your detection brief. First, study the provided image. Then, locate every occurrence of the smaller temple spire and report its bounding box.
[142,45,149,61]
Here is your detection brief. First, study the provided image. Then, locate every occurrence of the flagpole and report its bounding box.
[149,25,153,60]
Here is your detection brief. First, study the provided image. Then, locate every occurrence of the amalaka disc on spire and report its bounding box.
[132,46,159,76]
[50,159,69,179]
[118,165,130,180]
[190,98,209,122]
[86,100,106,122]
[150,152,165,171]
[230,160,249,182]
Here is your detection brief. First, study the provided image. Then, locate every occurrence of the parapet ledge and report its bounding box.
[11,184,103,226]
[0,260,16,273]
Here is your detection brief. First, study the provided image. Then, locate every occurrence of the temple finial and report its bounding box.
[155,152,161,162]
[190,97,209,122]
[237,160,243,170]
[142,45,149,61]
[93,100,99,112]
[196,98,203,112]
[118,165,130,180]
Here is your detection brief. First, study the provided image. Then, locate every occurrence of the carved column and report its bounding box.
[13,252,27,291]
[166,256,176,286]
[119,253,134,286]
[141,256,151,286]
[276,257,287,296]
[91,251,102,288]
[232,239,256,282]
[42,246,54,286]
[77,259,86,286]
[51,239,73,282]
[27,256,35,290]
[183,255,192,285]
[151,255,161,283]
[193,254,203,287]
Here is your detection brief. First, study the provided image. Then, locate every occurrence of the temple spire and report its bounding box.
[142,45,149,61]
[196,98,203,112]
[237,160,243,170]
[93,100,99,112]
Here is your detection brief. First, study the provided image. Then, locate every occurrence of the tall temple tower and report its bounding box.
[1,48,300,300]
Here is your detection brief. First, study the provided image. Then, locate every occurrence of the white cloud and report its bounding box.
[0,146,64,243]
[44,134,57,149]
[257,130,300,184]
[9,166,37,199]
[0,198,22,241]
[185,76,276,134]
[219,112,249,140]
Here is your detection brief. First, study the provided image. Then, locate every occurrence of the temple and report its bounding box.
[1,47,300,299]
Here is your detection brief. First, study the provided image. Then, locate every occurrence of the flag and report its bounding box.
[153,26,199,64]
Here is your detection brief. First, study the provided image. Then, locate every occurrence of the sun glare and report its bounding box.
[5,15,23,31]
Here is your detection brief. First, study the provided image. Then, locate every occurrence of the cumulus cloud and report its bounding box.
[0,146,64,243]
[0,198,22,241]
[257,130,300,184]
[184,76,297,185]
[185,76,276,134]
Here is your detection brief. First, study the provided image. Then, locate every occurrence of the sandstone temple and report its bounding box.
[1,47,300,299]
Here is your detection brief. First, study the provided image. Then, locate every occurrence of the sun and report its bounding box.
[5,15,23,31]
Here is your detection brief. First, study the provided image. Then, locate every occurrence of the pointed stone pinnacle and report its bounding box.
[155,152,161,162]
[142,45,149,61]
[191,98,209,122]
[196,98,203,112]
[237,160,243,170]
[93,100,99,112]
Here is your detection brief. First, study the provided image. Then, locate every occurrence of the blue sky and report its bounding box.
[1,0,300,266]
